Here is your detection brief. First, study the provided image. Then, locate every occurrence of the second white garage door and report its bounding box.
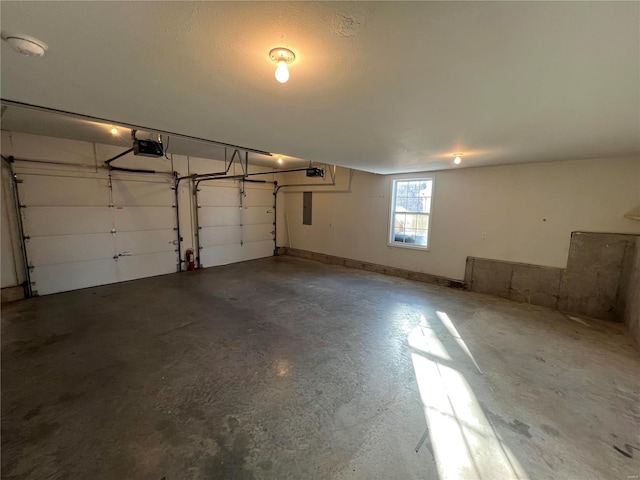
[197,180,274,267]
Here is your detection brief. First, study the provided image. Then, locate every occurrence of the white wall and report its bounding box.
[282,156,640,280]
[5,130,638,289]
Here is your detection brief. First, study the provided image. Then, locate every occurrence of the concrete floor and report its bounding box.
[2,256,639,480]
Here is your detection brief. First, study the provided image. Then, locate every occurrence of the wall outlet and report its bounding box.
[481,232,487,239]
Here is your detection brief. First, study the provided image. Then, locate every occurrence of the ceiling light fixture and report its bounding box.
[453,153,463,165]
[111,127,118,135]
[269,47,295,84]
[1,32,48,57]
[277,157,283,164]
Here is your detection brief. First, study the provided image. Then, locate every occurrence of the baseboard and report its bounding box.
[1,285,25,304]
[281,247,466,289]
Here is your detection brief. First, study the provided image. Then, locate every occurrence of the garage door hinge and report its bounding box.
[23,235,30,241]
[19,204,26,209]
[111,228,117,235]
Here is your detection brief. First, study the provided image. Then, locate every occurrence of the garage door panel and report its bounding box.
[112,180,173,206]
[27,233,114,266]
[200,245,245,267]
[199,185,239,206]
[19,176,109,206]
[24,207,112,236]
[18,172,178,295]
[244,188,273,207]
[199,207,240,227]
[116,252,176,282]
[114,206,175,231]
[116,229,176,254]
[243,224,273,243]
[240,240,274,261]
[242,207,274,225]
[196,183,274,267]
[111,178,176,281]
[200,226,241,248]
[31,259,118,296]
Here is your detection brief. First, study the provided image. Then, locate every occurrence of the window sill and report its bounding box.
[387,241,430,252]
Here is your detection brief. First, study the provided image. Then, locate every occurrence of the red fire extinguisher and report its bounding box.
[185,248,196,271]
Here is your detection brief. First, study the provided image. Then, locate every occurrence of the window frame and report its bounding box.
[387,177,434,251]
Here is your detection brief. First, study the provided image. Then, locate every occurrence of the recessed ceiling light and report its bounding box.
[111,127,118,135]
[453,153,463,165]
[269,47,295,84]
[1,32,48,57]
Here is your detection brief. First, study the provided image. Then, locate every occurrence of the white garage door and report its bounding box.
[111,175,177,282]
[19,172,177,296]
[198,180,274,267]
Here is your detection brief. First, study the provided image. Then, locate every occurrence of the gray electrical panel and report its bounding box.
[303,192,312,225]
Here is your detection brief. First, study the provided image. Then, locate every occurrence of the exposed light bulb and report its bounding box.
[454,156,461,165]
[277,157,283,164]
[111,127,118,135]
[275,60,289,83]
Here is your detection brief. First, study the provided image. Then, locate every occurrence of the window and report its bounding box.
[389,178,433,249]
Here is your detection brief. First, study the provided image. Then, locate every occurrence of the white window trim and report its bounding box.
[387,177,434,251]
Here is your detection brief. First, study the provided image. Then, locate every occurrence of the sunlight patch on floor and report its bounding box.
[409,313,528,480]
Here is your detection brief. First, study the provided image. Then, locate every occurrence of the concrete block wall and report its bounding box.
[623,237,640,348]
[466,232,639,323]
[557,232,637,321]
[284,248,466,289]
[464,259,561,309]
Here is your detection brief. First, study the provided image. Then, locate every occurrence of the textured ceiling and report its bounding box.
[1,1,638,174]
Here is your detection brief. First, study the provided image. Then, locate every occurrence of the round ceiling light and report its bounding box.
[277,157,283,164]
[1,32,48,57]
[269,47,295,84]
[453,153,463,165]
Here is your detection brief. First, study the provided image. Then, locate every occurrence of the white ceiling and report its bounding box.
[1,1,638,174]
